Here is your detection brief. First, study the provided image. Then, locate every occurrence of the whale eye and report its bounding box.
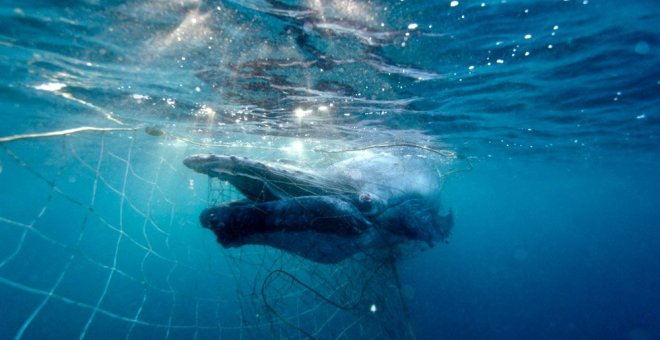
[207,213,220,224]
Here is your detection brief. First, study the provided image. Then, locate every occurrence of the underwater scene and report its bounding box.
[0,0,659,339]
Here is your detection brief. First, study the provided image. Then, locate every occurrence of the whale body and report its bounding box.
[184,151,452,263]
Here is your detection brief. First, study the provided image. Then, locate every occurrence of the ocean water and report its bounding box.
[1,0,659,339]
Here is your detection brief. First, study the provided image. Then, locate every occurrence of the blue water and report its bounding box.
[1,0,659,339]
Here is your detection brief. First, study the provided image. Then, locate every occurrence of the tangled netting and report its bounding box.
[0,127,458,339]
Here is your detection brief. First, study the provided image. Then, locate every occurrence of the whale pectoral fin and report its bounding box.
[200,196,372,247]
[200,196,373,263]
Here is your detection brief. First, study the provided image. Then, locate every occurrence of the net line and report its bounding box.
[0,126,456,339]
[0,127,238,339]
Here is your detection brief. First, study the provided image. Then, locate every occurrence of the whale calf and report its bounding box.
[184,151,452,263]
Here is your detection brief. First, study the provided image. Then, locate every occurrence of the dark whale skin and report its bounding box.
[185,152,453,264]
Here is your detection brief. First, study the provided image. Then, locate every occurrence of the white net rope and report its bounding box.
[1,129,235,338]
[0,128,453,339]
[212,172,418,339]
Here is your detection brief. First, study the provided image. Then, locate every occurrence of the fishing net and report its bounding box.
[0,126,455,339]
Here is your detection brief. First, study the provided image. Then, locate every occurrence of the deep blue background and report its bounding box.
[406,157,660,339]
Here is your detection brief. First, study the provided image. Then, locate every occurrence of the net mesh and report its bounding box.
[0,127,453,339]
